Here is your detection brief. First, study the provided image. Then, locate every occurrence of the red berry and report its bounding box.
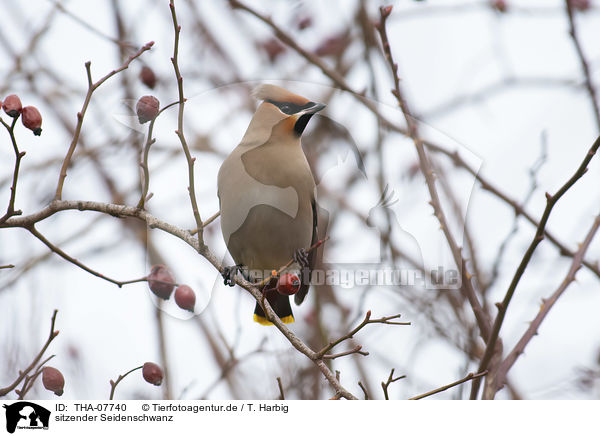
[276,273,301,295]
[142,362,163,386]
[136,95,160,124]
[147,264,175,299]
[42,366,65,396]
[21,106,43,136]
[174,285,196,312]
[3,94,22,118]
[139,66,157,89]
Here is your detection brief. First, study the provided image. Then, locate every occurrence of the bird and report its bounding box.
[217,84,325,325]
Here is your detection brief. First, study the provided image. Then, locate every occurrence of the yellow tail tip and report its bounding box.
[253,314,295,325]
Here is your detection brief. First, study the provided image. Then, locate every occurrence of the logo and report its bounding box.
[2,402,50,433]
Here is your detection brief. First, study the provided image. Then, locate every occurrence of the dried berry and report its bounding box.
[136,95,160,124]
[21,106,43,136]
[260,39,285,63]
[147,264,175,299]
[571,0,590,11]
[492,0,508,12]
[174,285,196,312]
[276,273,301,296]
[315,33,351,57]
[139,66,157,89]
[142,362,163,386]
[3,94,22,118]
[297,16,312,30]
[42,366,65,396]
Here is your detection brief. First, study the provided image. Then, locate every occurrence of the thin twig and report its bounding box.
[26,225,147,288]
[374,5,492,341]
[358,381,369,400]
[54,41,154,200]
[381,368,406,400]
[429,141,600,280]
[317,311,409,359]
[109,365,143,400]
[169,0,204,244]
[565,0,600,132]
[16,354,56,399]
[276,377,285,400]
[323,345,369,360]
[137,100,180,209]
[471,135,600,399]
[0,310,59,397]
[409,371,488,400]
[494,213,600,394]
[0,117,25,225]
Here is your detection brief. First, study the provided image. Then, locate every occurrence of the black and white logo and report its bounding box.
[2,402,50,433]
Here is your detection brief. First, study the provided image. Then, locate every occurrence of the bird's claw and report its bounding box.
[293,248,310,269]
[222,264,244,286]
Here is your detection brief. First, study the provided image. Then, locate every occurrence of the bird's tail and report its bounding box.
[253,291,294,325]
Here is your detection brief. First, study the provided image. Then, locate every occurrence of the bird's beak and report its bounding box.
[293,102,326,136]
[300,102,326,116]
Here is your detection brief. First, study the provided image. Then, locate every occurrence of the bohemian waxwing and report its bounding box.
[218,84,325,325]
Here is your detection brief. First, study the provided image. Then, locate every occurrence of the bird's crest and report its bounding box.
[252,84,309,105]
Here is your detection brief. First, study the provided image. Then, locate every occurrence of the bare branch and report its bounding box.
[54,41,154,200]
[374,5,492,341]
[0,310,59,397]
[276,377,285,400]
[494,213,600,393]
[565,0,600,131]
[109,365,143,400]
[409,371,488,400]
[381,368,406,400]
[472,135,600,399]
[168,0,204,243]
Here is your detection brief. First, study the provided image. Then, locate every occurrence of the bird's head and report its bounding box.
[242,84,325,145]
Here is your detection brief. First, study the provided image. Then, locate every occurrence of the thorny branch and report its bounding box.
[472,135,600,400]
[169,0,204,244]
[374,5,492,342]
[494,213,600,393]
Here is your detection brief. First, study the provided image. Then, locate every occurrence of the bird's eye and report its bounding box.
[280,104,291,113]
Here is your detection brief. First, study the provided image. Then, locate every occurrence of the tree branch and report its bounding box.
[471,135,600,399]
[494,213,600,393]
[409,370,488,400]
[0,310,59,397]
[54,41,154,200]
[565,0,600,132]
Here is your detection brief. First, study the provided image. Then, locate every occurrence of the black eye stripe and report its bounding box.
[267,99,314,115]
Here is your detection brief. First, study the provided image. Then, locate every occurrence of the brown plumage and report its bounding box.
[218,84,324,324]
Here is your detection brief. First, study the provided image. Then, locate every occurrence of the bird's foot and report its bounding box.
[293,248,310,269]
[222,263,244,286]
